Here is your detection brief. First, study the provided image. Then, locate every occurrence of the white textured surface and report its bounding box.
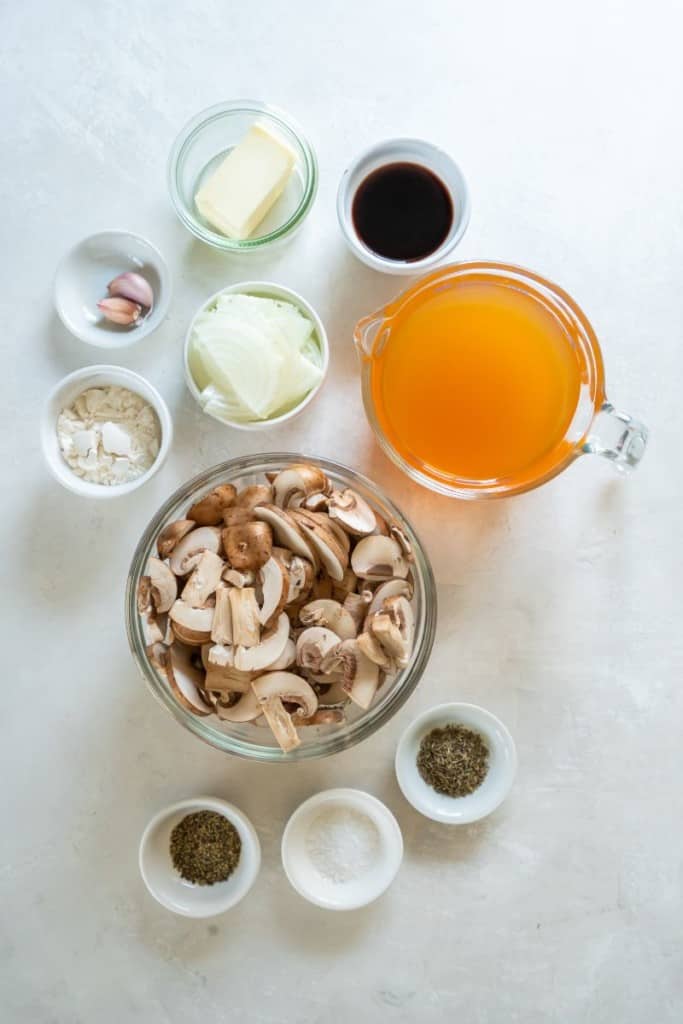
[2,1,682,1021]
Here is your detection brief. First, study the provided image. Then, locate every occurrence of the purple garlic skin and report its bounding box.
[97,296,142,326]
[108,271,154,310]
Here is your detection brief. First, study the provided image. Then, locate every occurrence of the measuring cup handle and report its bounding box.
[582,401,648,472]
[354,314,387,358]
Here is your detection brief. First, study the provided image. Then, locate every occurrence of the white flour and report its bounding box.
[57,386,160,485]
[305,806,380,884]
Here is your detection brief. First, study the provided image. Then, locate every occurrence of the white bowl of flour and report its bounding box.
[281,788,403,910]
[41,365,173,498]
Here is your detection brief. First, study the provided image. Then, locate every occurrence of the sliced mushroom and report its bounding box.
[290,510,348,582]
[375,594,415,668]
[157,519,195,559]
[168,601,214,645]
[272,464,330,508]
[264,637,296,671]
[357,630,395,672]
[187,484,236,526]
[205,663,252,693]
[235,613,289,672]
[223,507,254,528]
[350,534,408,581]
[211,587,233,644]
[366,577,414,617]
[315,678,349,707]
[323,639,381,710]
[324,516,351,555]
[141,607,164,647]
[234,484,273,510]
[302,490,329,512]
[146,557,178,613]
[343,591,372,631]
[154,642,212,716]
[169,526,222,576]
[251,672,318,752]
[390,524,413,559]
[222,566,256,588]
[215,688,261,722]
[296,626,341,673]
[223,522,272,572]
[299,708,346,726]
[253,506,313,563]
[207,643,234,668]
[228,587,261,647]
[331,567,359,602]
[180,550,225,608]
[327,488,377,535]
[257,557,289,627]
[299,599,358,640]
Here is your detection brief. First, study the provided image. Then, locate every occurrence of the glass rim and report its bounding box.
[358,260,607,499]
[167,100,319,251]
[125,453,437,761]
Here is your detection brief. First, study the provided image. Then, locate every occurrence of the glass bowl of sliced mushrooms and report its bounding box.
[126,454,436,761]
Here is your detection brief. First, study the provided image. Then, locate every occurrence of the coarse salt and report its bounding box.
[305,806,380,884]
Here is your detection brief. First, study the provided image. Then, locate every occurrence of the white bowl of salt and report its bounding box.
[281,788,403,910]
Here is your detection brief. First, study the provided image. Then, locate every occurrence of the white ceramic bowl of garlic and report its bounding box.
[183,281,329,430]
[41,365,173,498]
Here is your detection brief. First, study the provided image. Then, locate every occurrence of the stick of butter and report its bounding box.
[195,124,296,240]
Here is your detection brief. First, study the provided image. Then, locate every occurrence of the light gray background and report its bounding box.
[2,1,682,1021]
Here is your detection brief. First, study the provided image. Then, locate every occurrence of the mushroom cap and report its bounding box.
[323,638,381,710]
[215,688,261,722]
[299,599,358,640]
[147,557,177,614]
[169,526,222,576]
[272,464,330,507]
[180,549,225,608]
[253,505,314,563]
[252,672,318,719]
[223,522,272,572]
[327,488,377,536]
[234,484,274,510]
[157,519,195,559]
[187,484,237,526]
[366,577,414,618]
[155,643,213,716]
[168,600,214,644]
[258,557,289,627]
[350,534,409,581]
[290,510,348,582]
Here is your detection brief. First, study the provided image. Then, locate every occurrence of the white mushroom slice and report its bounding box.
[141,609,164,647]
[157,519,195,559]
[187,484,236,526]
[366,577,414,618]
[316,679,349,706]
[264,637,296,671]
[205,663,252,693]
[357,630,396,672]
[180,550,225,608]
[251,672,318,753]
[272,464,330,508]
[235,613,289,672]
[258,557,288,627]
[215,688,261,722]
[234,484,274,510]
[153,643,212,716]
[169,526,222,576]
[290,511,348,582]
[222,566,256,588]
[343,591,372,631]
[253,505,314,563]
[299,599,358,640]
[302,490,329,512]
[147,557,177,613]
[299,708,346,726]
[169,601,214,644]
[210,587,233,644]
[327,488,377,535]
[390,524,413,559]
[323,516,351,555]
[351,534,408,581]
[296,626,342,673]
[325,639,381,710]
[228,587,261,647]
[378,594,415,668]
[207,643,234,668]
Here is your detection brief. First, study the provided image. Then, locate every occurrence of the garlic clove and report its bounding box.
[97,297,142,326]
[107,271,154,309]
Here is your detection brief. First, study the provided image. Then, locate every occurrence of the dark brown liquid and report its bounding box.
[352,162,453,262]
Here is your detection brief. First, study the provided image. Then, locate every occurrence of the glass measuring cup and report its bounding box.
[354,261,648,499]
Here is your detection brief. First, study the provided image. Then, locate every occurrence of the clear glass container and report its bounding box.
[167,101,318,252]
[126,455,437,762]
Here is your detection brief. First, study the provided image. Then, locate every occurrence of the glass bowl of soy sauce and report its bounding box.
[337,139,470,274]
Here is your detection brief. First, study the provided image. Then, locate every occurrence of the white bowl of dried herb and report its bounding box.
[395,703,517,824]
[139,796,261,916]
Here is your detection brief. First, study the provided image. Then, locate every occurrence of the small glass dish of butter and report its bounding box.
[168,100,318,252]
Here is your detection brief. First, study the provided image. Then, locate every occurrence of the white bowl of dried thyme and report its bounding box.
[139,796,261,916]
[395,703,517,824]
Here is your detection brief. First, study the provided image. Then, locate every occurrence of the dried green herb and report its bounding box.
[169,810,241,885]
[417,724,489,797]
